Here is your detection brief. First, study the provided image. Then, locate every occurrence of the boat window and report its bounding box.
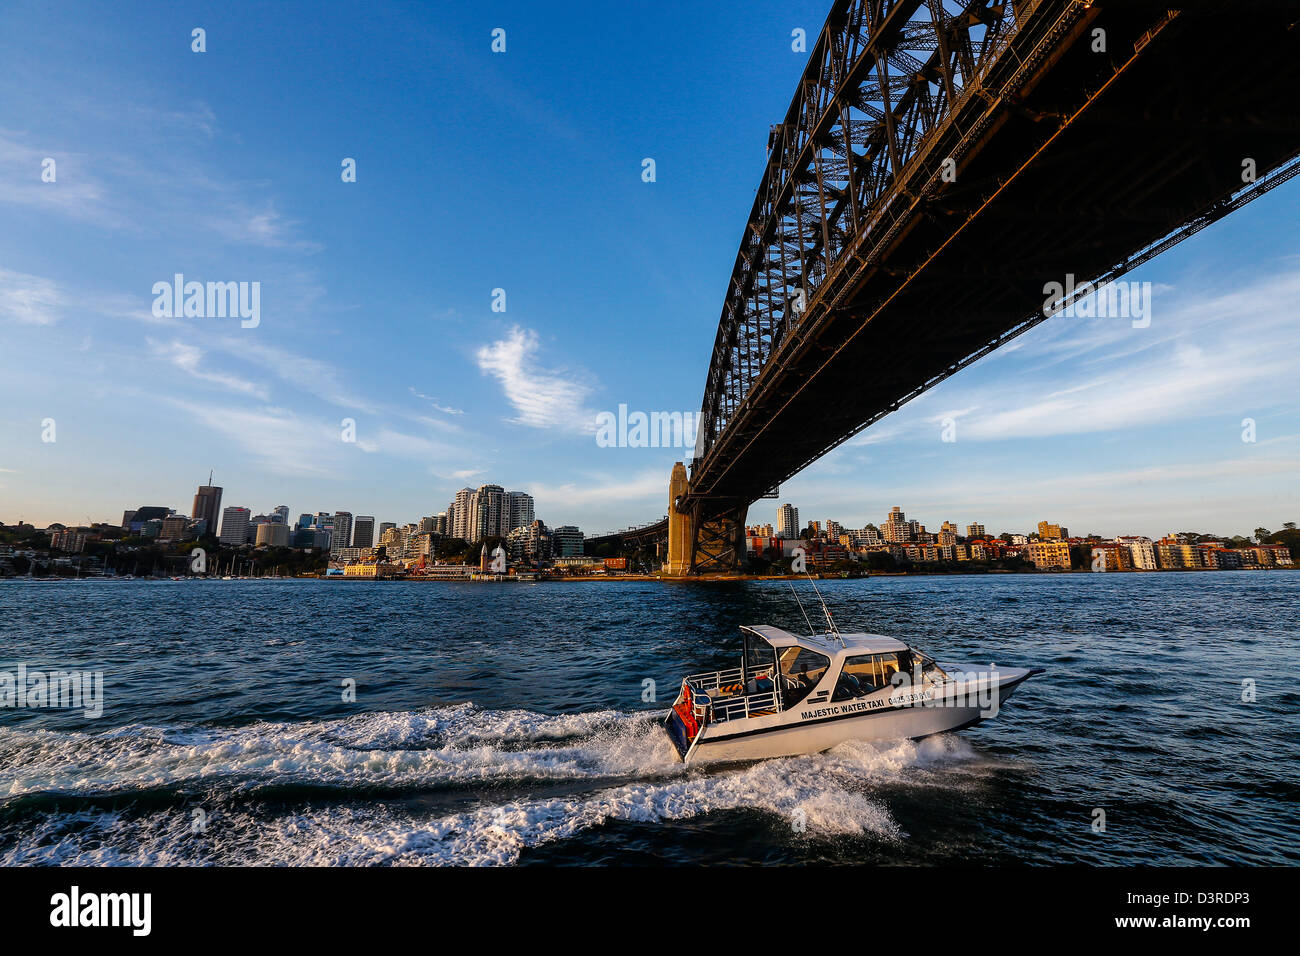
[833,654,876,700]
[778,646,830,708]
[832,652,919,700]
[743,632,778,680]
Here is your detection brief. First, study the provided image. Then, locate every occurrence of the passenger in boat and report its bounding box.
[835,671,864,700]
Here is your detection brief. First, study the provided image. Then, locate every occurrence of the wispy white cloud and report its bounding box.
[854,267,1300,446]
[0,267,63,325]
[148,338,268,399]
[163,399,349,477]
[476,326,597,432]
[409,387,463,416]
[226,337,379,414]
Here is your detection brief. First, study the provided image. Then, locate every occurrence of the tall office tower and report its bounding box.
[219,506,251,545]
[331,512,353,553]
[378,521,396,540]
[353,516,375,549]
[468,484,506,542]
[776,503,800,539]
[272,505,290,524]
[882,506,911,543]
[506,491,535,532]
[452,487,475,540]
[297,513,313,530]
[191,482,224,535]
[313,512,332,530]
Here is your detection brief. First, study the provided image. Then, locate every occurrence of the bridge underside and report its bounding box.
[680,0,1300,568]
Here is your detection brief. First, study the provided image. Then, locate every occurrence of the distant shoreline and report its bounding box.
[5,566,1294,583]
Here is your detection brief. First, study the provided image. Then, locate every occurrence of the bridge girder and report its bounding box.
[686,0,1300,538]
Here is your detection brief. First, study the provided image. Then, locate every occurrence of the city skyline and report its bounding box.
[1,1,1297,540]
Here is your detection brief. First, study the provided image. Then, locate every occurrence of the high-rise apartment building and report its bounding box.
[467,484,507,542]
[883,507,911,543]
[776,504,800,539]
[191,483,223,536]
[447,488,474,541]
[352,516,375,549]
[219,506,251,546]
[1037,520,1068,541]
[506,491,535,532]
[965,522,985,538]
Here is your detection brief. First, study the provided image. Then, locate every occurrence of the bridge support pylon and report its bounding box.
[663,461,748,576]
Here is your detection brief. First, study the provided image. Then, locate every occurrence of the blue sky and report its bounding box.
[2,0,1297,540]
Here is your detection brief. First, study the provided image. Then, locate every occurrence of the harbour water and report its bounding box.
[1,572,1297,865]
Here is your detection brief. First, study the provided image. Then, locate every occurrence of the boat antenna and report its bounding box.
[804,568,846,648]
[787,579,817,637]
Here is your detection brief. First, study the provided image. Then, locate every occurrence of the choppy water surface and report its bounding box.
[1,573,1297,865]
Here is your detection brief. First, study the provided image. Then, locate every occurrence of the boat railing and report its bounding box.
[682,670,781,724]
[685,667,745,691]
[708,689,780,723]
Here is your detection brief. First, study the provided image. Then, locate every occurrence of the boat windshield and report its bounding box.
[743,631,778,681]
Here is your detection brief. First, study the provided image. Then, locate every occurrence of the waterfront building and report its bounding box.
[1117,535,1158,570]
[219,507,251,546]
[1027,539,1071,570]
[776,504,800,539]
[553,525,584,558]
[965,522,985,538]
[1257,545,1294,566]
[1090,541,1132,571]
[507,520,552,565]
[1156,536,1200,569]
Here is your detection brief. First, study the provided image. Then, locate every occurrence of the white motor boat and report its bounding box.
[666,624,1043,764]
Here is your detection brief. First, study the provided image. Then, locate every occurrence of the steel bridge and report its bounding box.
[663,0,1300,574]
